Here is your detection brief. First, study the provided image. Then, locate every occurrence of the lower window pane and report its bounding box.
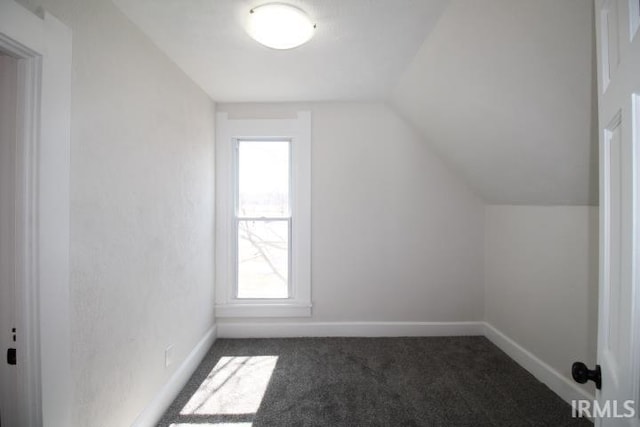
[237,220,289,299]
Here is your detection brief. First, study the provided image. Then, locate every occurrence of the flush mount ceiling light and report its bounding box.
[247,3,315,50]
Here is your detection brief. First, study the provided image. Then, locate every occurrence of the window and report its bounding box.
[216,112,311,317]
[236,140,290,299]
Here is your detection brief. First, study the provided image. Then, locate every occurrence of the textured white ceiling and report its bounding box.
[113,0,597,205]
[391,0,597,205]
[112,0,449,102]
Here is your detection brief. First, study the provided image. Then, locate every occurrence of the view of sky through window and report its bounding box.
[238,140,289,218]
[237,140,290,299]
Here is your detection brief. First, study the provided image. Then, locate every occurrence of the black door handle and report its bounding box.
[572,361,601,389]
[6,348,16,366]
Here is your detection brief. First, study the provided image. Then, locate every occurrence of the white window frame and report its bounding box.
[215,112,311,317]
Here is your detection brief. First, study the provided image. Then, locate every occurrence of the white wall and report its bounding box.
[217,102,485,324]
[485,205,598,394]
[14,1,216,425]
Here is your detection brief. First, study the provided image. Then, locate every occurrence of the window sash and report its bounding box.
[233,139,293,300]
[234,218,292,300]
[234,139,292,219]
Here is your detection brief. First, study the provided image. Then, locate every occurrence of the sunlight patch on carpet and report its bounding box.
[170,424,253,427]
[180,356,278,416]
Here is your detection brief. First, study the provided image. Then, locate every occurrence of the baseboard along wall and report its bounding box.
[482,322,594,404]
[131,325,217,427]
[216,321,485,338]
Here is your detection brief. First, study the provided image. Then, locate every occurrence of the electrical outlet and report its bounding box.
[165,345,174,368]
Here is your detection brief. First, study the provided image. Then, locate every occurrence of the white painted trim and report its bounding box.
[215,303,312,318]
[0,3,72,426]
[629,0,640,41]
[14,47,43,427]
[0,2,44,55]
[216,321,485,338]
[215,111,312,316]
[483,323,594,404]
[131,325,218,427]
[38,11,72,427]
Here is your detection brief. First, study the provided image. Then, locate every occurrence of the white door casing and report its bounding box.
[0,2,72,426]
[595,0,640,425]
[0,53,18,427]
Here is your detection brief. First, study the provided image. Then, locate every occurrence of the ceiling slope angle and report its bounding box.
[111,0,449,102]
[390,0,597,205]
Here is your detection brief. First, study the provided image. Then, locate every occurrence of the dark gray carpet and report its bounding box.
[158,336,592,426]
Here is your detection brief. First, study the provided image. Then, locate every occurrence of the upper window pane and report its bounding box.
[238,140,290,217]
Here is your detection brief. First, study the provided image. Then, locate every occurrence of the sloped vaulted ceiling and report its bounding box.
[113,0,597,205]
[390,0,597,205]
[111,0,449,102]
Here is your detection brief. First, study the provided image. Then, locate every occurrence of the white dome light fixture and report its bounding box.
[247,3,315,50]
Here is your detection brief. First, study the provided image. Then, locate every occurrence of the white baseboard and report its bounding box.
[483,322,593,404]
[216,321,485,338]
[131,324,217,427]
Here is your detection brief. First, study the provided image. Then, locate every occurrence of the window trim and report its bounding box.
[215,112,311,317]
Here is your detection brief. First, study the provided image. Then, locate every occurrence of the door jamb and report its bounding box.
[0,2,71,426]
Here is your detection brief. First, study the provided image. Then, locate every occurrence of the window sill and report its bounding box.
[214,303,312,318]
